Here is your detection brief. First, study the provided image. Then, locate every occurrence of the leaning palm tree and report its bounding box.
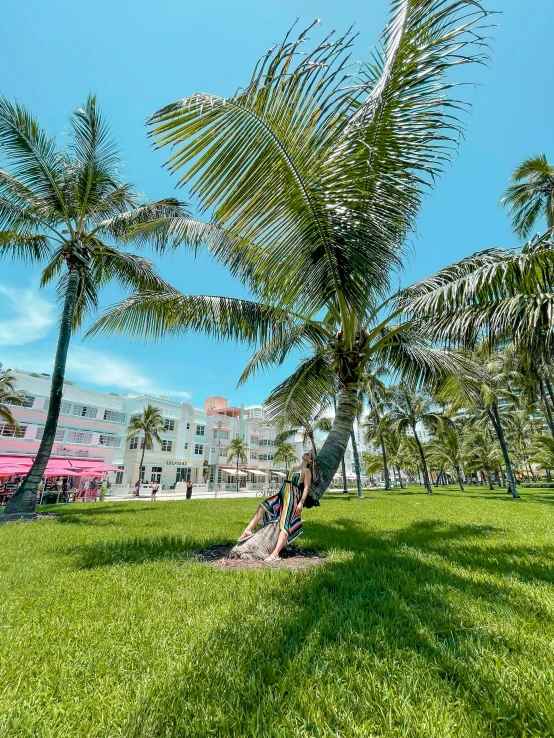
[384,386,441,494]
[0,370,24,426]
[227,437,249,493]
[91,3,489,498]
[126,405,165,497]
[426,418,467,491]
[0,95,194,516]
[501,154,554,239]
[273,443,298,474]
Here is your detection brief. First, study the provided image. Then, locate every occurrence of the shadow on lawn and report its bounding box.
[116,517,553,737]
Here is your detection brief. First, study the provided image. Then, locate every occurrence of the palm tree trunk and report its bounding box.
[546,380,554,412]
[341,457,348,493]
[487,404,520,499]
[485,468,494,490]
[456,466,466,491]
[5,267,80,516]
[314,383,358,499]
[137,442,146,497]
[379,437,392,490]
[540,382,554,439]
[350,430,363,498]
[412,426,432,494]
[236,457,239,494]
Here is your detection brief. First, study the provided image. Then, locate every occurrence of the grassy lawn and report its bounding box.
[2,487,554,737]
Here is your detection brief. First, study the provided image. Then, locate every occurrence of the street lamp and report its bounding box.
[214,421,222,499]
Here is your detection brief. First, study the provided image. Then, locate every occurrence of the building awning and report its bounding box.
[246,469,267,476]
[272,471,286,477]
[225,469,247,476]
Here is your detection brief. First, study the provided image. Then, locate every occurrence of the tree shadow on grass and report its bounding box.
[116,518,554,738]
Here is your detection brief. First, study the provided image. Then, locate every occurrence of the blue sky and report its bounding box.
[1,0,553,408]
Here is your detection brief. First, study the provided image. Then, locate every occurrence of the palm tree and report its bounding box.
[362,370,392,489]
[0,370,24,426]
[273,443,298,474]
[227,437,248,493]
[362,452,384,487]
[274,413,332,458]
[97,4,489,498]
[529,434,554,481]
[0,95,192,516]
[501,154,554,239]
[426,418,467,491]
[126,405,165,497]
[384,387,441,494]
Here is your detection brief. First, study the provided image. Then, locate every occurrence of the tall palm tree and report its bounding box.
[273,443,298,474]
[95,3,490,499]
[0,95,192,516]
[274,412,332,458]
[126,405,165,497]
[362,369,392,490]
[0,370,24,426]
[529,434,554,481]
[426,418,467,491]
[227,437,249,493]
[501,154,554,239]
[384,386,441,494]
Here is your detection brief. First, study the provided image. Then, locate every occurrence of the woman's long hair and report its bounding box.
[306,451,320,487]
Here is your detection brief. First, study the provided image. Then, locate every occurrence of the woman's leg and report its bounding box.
[267,530,289,560]
[238,504,266,539]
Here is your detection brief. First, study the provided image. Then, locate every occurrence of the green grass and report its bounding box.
[2,486,554,737]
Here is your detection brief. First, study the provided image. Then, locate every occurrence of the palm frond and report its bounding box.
[87,289,290,345]
[0,231,51,262]
[264,352,336,423]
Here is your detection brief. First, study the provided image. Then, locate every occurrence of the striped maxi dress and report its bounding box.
[261,470,303,543]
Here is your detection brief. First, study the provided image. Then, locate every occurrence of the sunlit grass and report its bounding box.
[1,486,554,737]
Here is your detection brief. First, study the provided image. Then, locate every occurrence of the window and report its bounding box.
[130,436,144,450]
[103,409,126,423]
[250,436,258,445]
[213,429,229,440]
[184,442,189,450]
[0,423,27,438]
[99,435,122,448]
[72,404,98,419]
[194,443,203,455]
[176,467,191,483]
[186,422,190,430]
[150,466,162,483]
[219,448,227,457]
[6,394,34,408]
[250,451,258,460]
[163,419,175,431]
[259,439,275,446]
[259,454,274,461]
[195,424,205,436]
[66,431,92,444]
[44,399,71,415]
[35,427,65,442]
[115,466,124,485]
[161,440,173,452]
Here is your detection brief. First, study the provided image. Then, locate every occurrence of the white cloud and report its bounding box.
[0,284,56,346]
[1,345,191,401]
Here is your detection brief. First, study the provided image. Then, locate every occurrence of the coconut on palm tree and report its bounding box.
[0,95,198,516]
[126,405,165,497]
[273,443,298,474]
[92,2,489,499]
[227,437,248,493]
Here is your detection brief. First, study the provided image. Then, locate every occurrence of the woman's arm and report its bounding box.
[298,468,312,509]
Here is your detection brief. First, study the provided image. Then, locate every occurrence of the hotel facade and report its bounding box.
[1,370,360,488]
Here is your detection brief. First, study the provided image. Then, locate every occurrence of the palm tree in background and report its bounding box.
[94,2,490,499]
[426,418,467,491]
[0,370,23,426]
[501,154,554,239]
[227,437,248,493]
[384,387,442,494]
[273,443,298,475]
[127,405,165,497]
[1,95,191,516]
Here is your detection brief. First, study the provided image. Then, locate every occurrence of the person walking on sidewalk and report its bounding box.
[151,481,159,501]
[186,480,193,499]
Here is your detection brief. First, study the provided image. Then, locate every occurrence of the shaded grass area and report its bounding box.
[1,487,554,737]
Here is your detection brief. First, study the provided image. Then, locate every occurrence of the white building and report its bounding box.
[1,370,364,489]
